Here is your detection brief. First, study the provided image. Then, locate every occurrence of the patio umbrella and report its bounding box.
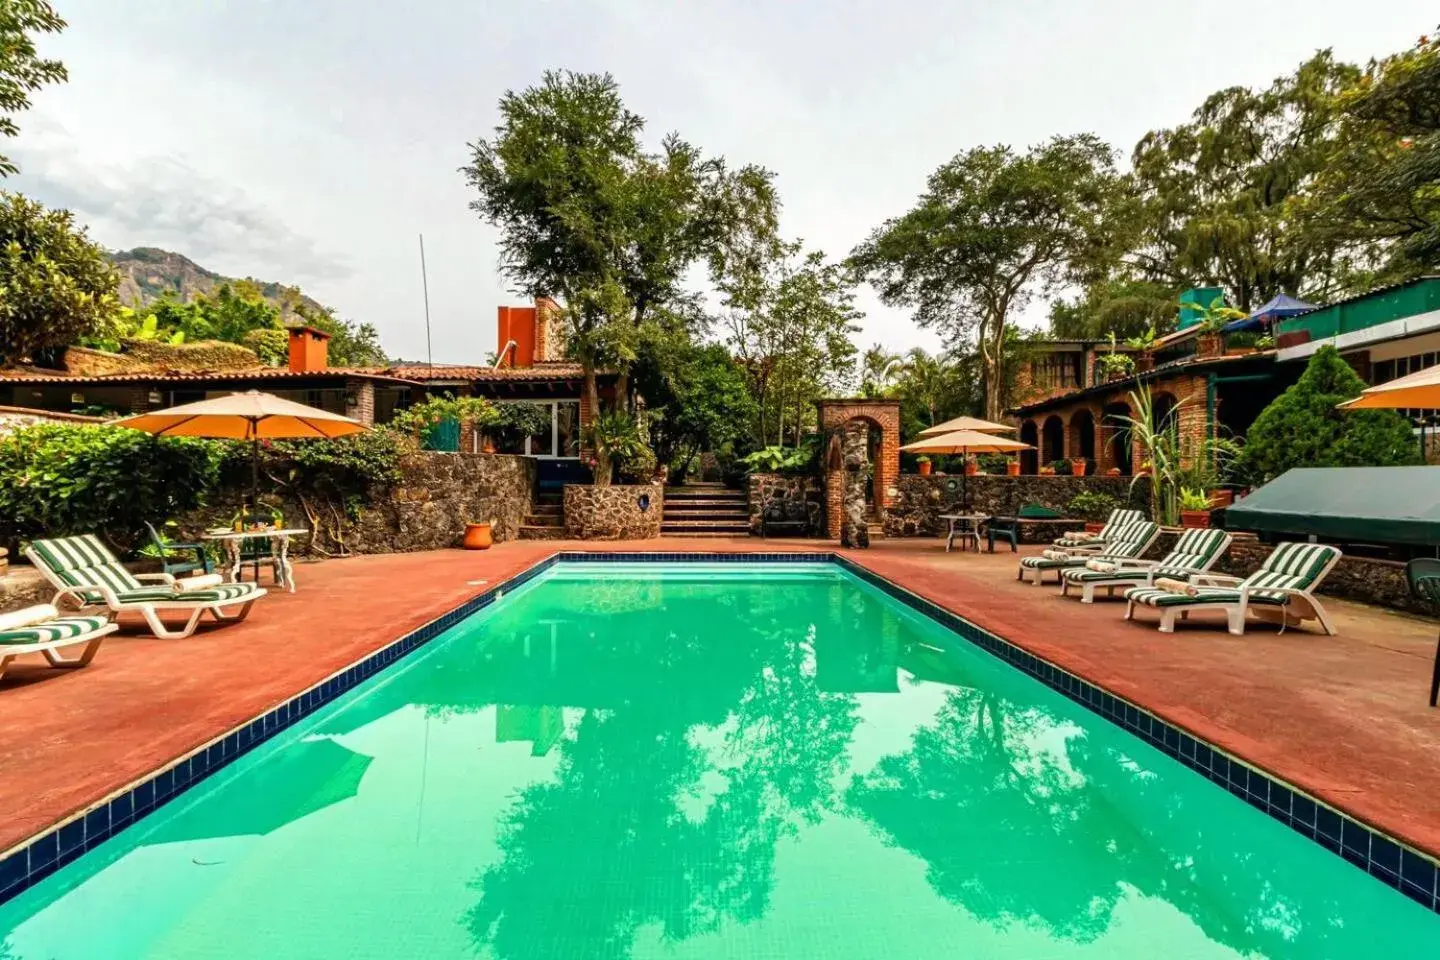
[1222,293,1318,333]
[114,389,367,525]
[900,429,1034,511]
[1338,364,1440,410]
[917,415,1017,438]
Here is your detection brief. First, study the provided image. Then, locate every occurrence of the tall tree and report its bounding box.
[1127,51,1361,309]
[858,344,904,398]
[462,71,777,481]
[851,135,1119,421]
[1314,31,1440,281]
[0,0,66,177]
[728,244,860,446]
[0,191,117,364]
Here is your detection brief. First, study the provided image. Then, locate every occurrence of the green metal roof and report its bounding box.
[1276,276,1440,344]
[1225,466,1440,545]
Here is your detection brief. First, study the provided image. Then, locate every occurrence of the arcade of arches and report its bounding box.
[1011,378,1210,476]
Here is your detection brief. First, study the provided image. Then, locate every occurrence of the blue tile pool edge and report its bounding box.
[0,550,566,906]
[0,549,1435,917]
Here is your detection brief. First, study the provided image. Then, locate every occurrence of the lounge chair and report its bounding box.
[1060,528,1233,603]
[1052,508,1146,552]
[1123,542,1343,636]
[1017,519,1160,585]
[25,535,266,640]
[0,604,116,681]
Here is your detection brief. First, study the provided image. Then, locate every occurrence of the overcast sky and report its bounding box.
[11,1,1431,363]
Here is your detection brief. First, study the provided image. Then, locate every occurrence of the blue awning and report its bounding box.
[1223,294,1319,333]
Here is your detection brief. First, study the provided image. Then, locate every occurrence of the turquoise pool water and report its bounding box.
[0,561,1436,958]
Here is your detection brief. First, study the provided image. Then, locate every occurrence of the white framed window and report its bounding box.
[494,400,581,459]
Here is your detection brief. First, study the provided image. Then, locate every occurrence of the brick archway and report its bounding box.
[816,399,900,540]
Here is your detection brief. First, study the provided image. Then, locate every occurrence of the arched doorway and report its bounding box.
[816,399,900,540]
[1018,420,1039,474]
[1068,409,1096,470]
[1152,392,1180,436]
[1041,415,1065,468]
[1101,402,1132,475]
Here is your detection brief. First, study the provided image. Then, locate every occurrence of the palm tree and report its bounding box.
[859,345,904,398]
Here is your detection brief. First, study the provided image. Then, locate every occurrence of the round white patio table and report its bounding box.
[202,528,309,593]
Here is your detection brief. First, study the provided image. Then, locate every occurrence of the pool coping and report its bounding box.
[1,550,1436,915]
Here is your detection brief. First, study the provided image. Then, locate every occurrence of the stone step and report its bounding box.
[661,531,753,539]
[522,514,563,528]
[662,513,748,525]
[660,521,752,533]
[517,525,566,540]
[662,498,745,508]
[530,503,563,516]
[665,488,743,498]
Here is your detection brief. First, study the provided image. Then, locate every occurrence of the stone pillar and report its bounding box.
[840,421,870,548]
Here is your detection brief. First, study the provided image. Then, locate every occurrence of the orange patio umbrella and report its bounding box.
[114,389,368,527]
[1338,365,1440,410]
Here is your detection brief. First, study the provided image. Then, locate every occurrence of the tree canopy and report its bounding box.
[0,190,117,364]
[0,0,66,177]
[850,135,1120,420]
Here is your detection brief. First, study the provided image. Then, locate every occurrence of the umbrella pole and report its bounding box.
[962,447,969,513]
[251,434,260,585]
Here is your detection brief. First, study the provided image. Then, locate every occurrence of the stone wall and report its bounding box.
[564,484,663,540]
[885,475,1145,537]
[747,474,823,535]
[187,452,535,557]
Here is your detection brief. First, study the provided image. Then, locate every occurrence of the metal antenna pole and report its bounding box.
[419,233,433,368]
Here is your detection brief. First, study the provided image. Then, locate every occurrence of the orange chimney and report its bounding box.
[496,304,537,368]
[287,326,331,372]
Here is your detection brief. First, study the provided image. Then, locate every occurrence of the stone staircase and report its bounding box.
[661,484,751,538]
[517,492,566,540]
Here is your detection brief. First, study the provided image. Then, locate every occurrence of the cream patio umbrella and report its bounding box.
[900,429,1034,511]
[114,389,368,541]
[917,415,1017,438]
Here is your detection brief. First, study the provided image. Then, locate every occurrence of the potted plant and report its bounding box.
[1188,295,1247,359]
[963,457,979,476]
[463,519,493,550]
[1049,458,1072,476]
[916,455,932,476]
[1006,458,1021,476]
[1070,458,1089,477]
[1039,463,1056,476]
[1125,326,1157,372]
[1096,341,1136,382]
[1178,487,1213,528]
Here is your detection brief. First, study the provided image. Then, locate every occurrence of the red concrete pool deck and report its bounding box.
[1,537,1438,865]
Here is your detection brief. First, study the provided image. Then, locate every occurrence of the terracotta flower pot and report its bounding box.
[1039,467,1056,476]
[1179,510,1212,529]
[1071,459,1088,476]
[463,522,493,550]
[1006,460,1020,476]
[481,437,496,454]
[1208,488,1234,508]
[964,463,979,476]
[918,460,932,476]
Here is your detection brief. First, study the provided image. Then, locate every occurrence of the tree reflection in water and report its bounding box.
[463,577,862,960]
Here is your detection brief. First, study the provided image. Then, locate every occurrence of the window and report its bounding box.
[494,400,582,459]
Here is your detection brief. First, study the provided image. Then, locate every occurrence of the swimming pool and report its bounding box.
[0,559,1436,958]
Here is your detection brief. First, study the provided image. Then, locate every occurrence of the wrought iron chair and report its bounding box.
[1405,558,1440,708]
[144,521,213,578]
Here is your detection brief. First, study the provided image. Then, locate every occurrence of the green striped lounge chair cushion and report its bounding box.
[30,535,144,602]
[1054,509,1146,548]
[1064,528,1229,584]
[1127,542,1340,608]
[0,615,109,645]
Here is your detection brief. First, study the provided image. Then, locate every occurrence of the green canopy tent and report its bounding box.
[1225,467,1440,546]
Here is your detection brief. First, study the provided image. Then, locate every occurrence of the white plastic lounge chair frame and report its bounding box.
[1060,528,1233,603]
[1123,542,1343,636]
[0,614,116,681]
[1052,508,1145,553]
[25,535,265,640]
[1017,519,1160,585]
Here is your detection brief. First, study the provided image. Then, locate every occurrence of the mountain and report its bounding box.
[107,247,327,320]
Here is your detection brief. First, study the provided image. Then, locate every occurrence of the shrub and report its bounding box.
[0,423,222,549]
[741,443,817,475]
[1066,490,1119,521]
[1237,346,1421,484]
